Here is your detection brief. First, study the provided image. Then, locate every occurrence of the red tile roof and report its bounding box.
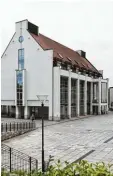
[30,32,99,73]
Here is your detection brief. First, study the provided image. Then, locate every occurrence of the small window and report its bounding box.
[17,71,23,85]
[17,93,19,99]
[19,36,24,43]
[18,49,24,70]
[67,57,71,62]
[19,93,22,100]
[58,53,63,58]
[74,60,79,65]
[81,63,85,67]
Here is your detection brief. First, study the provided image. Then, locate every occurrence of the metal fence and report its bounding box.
[1,122,36,133]
[1,143,38,173]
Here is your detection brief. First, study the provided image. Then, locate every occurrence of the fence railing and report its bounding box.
[1,143,38,173]
[1,122,36,133]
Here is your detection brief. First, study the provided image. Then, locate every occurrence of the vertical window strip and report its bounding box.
[18,49,24,70]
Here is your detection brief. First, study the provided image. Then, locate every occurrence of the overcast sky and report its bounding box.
[1,0,113,86]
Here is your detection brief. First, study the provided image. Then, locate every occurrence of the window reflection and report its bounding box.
[18,49,24,70]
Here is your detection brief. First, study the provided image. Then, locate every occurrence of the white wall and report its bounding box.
[1,33,17,105]
[25,49,53,117]
[1,20,53,118]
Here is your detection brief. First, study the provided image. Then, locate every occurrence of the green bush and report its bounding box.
[1,160,113,176]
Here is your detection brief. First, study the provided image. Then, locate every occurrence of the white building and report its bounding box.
[1,19,109,120]
[109,87,113,110]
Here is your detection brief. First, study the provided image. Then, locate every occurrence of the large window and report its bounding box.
[87,82,91,115]
[17,71,23,106]
[71,79,77,117]
[80,80,84,115]
[101,82,107,103]
[18,49,24,70]
[60,76,68,118]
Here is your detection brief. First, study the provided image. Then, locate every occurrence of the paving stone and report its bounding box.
[2,112,113,167]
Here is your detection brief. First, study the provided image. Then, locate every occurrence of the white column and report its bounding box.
[84,80,87,115]
[6,106,9,115]
[23,69,26,106]
[24,106,30,119]
[94,83,97,100]
[76,79,80,117]
[90,82,93,115]
[98,79,101,115]
[68,69,71,119]
[53,66,60,120]
[16,106,20,119]
[106,78,109,113]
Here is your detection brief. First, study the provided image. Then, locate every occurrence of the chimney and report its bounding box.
[28,21,39,35]
[76,50,86,58]
[15,19,39,35]
[99,70,103,78]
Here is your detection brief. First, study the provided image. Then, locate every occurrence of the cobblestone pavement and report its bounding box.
[2,112,113,168]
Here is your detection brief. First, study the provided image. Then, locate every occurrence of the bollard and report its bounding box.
[9,147,12,172]
[36,160,38,170]
[14,123,15,131]
[1,123,3,133]
[6,123,7,132]
[10,123,11,132]
[29,157,31,173]
[17,123,18,131]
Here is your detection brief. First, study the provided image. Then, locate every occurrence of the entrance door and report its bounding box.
[30,106,49,119]
[19,106,24,119]
[93,106,98,115]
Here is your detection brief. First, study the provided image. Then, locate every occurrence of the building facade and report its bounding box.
[108,87,113,111]
[1,20,109,120]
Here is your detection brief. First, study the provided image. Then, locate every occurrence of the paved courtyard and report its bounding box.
[2,112,113,168]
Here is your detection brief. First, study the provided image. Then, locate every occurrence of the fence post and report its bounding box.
[17,123,18,131]
[26,122,27,129]
[36,160,38,170]
[10,123,11,132]
[9,147,12,172]
[19,123,21,131]
[14,123,15,131]
[1,123,3,133]
[29,157,31,173]
[29,122,30,129]
[6,123,7,132]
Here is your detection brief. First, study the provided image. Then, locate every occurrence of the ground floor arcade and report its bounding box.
[1,66,108,120]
